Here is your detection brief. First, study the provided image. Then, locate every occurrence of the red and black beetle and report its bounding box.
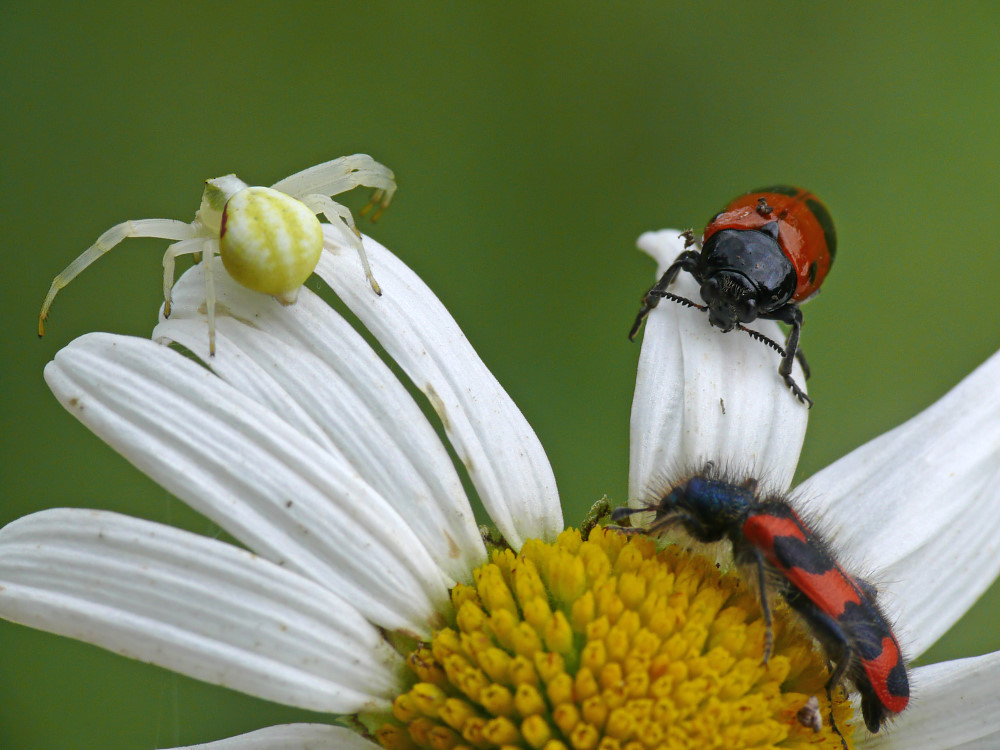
[612,467,909,746]
[629,186,836,407]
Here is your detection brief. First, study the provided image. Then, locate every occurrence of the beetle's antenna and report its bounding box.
[658,291,707,311]
[660,293,790,359]
[736,325,787,357]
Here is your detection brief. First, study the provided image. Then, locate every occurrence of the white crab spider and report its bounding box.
[39,154,397,354]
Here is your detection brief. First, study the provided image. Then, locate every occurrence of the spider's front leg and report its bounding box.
[270,154,397,221]
[40,219,197,336]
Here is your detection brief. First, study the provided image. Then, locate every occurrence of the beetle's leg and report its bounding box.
[610,506,712,551]
[40,219,196,336]
[775,304,803,378]
[749,547,774,664]
[770,304,812,407]
[826,680,849,749]
[300,193,381,296]
[609,505,646,524]
[783,590,850,749]
[628,250,701,340]
[795,346,811,380]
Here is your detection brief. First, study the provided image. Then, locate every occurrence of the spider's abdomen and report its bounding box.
[219,186,323,298]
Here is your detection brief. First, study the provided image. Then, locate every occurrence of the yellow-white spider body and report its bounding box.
[39,154,396,354]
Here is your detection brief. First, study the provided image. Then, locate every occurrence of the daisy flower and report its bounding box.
[2,225,999,749]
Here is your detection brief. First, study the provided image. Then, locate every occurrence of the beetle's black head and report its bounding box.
[698,225,797,329]
[699,271,759,332]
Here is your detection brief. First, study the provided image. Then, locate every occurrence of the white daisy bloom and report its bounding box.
[2,226,998,748]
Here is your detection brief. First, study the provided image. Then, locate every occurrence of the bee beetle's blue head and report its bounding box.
[611,472,758,543]
[659,475,756,542]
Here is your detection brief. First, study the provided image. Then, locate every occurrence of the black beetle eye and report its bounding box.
[736,297,758,323]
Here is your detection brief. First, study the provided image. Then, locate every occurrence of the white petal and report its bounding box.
[0,509,402,714]
[161,261,485,577]
[800,349,1000,656]
[315,231,562,549]
[860,650,1000,750]
[946,734,1000,750]
[171,724,377,750]
[45,332,451,636]
[154,312,485,582]
[628,230,808,501]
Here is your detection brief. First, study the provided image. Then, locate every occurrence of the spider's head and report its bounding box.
[197,175,249,235]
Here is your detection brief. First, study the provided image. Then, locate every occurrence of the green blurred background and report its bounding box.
[3,3,1000,747]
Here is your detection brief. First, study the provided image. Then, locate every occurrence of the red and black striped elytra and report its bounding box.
[612,469,908,744]
[629,186,837,407]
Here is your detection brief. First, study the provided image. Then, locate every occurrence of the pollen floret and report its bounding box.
[376,528,854,749]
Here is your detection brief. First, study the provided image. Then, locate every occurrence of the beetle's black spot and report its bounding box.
[806,197,837,260]
[773,534,835,575]
[887,661,910,699]
[838,601,891,661]
[808,261,818,285]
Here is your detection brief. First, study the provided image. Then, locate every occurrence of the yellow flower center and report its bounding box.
[373,527,855,749]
